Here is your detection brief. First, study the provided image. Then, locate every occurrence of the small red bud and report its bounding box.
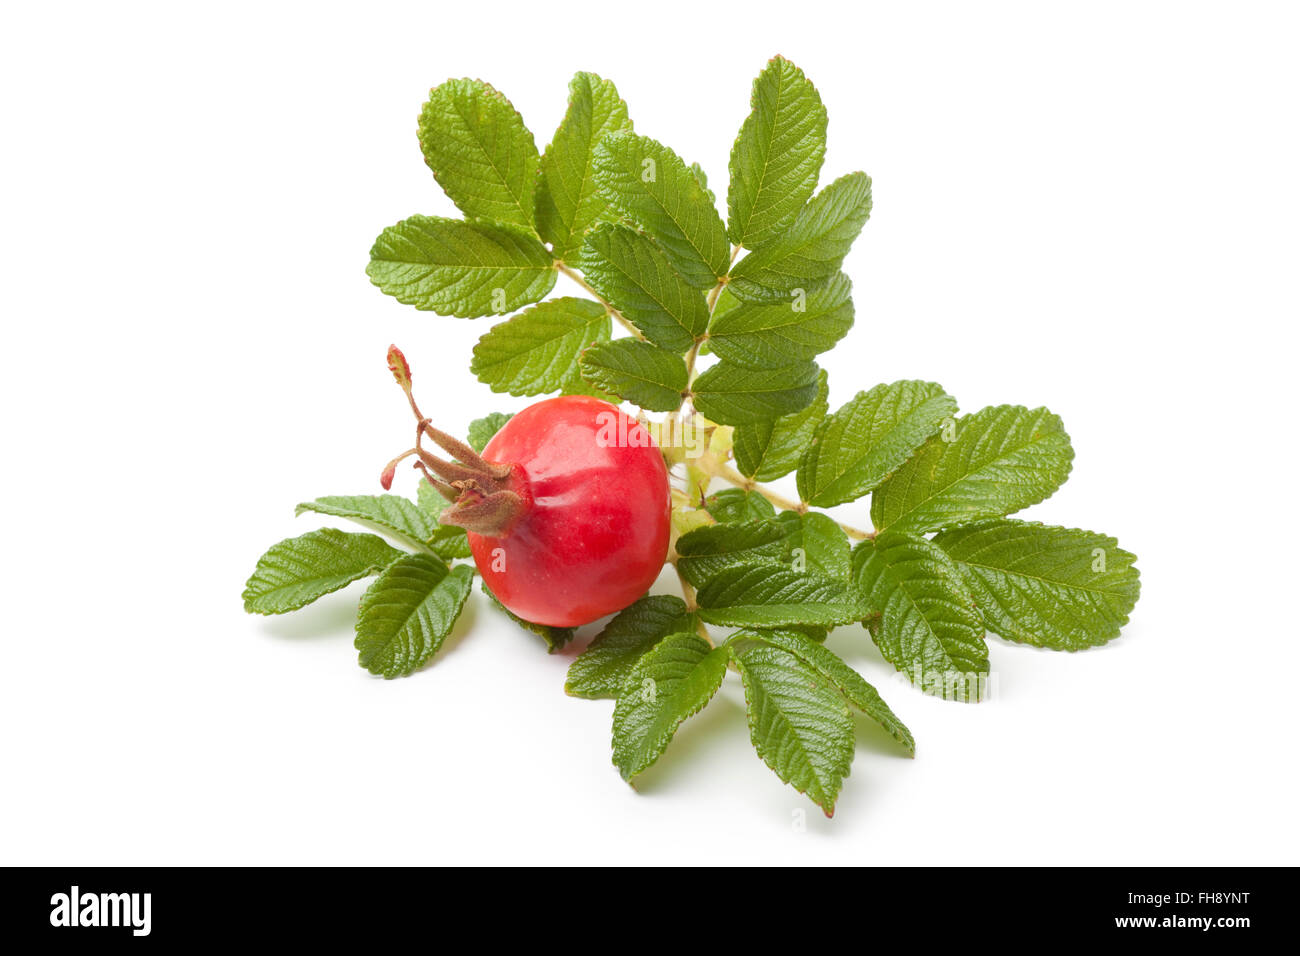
[387,344,413,392]
[379,460,398,490]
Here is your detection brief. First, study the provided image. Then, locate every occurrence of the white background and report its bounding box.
[2,1,1297,865]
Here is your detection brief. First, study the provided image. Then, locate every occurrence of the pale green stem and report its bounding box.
[556,261,644,340]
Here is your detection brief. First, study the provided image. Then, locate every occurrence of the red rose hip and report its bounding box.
[466,396,671,626]
[378,350,671,628]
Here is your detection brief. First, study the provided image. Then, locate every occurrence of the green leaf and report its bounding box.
[675,519,793,589]
[933,520,1140,650]
[728,172,872,302]
[537,72,634,260]
[295,494,434,551]
[577,223,709,351]
[706,272,853,367]
[611,633,730,780]
[777,511,851,582]
[734,644,854,816]
[727,57,828,248]
[690,162,716,204]
[853,533,989,701]
[697,564,868,628]
[691,361,820,425]
[703,488,776,523]
[676,512,848,591]
[592,131,730,289]
[367,216,556,317]
[467,412,514,453]
[243,529,403,615]
[709,285,742,324]
[733,369,829,481]
[565,595,696,699]
[578,339,687,411]
[481,581,575,653]
[744,629,914,755]
[355,556,475,678]
[414,480,473,560]
[798,381,958,508]
[418,79,539,231]
[470,297,610,396]
[870,405,1074,533]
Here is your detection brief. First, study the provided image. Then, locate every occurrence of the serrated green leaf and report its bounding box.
[243,529,403,615]
[675,519,792,588]
[414,480,473,560]
[612,633,730,780]
[691,361,820,425]
[418,79,539,231]
[537,72,634,259]
[870,405,1074,533]
[429,531,472,561]
[467,412,514,453]
[677,511,848,591]
[728,172,872,302]
[295,494,434,551]
[470,297,610,396]
[355,556,474,677]
[367,216,556,317]
[592,131,730,289]
[777,511,851,582]
[481,581,574,653]
[710,285,741,323]
[690,162,716,204]
[703,487,776,524]
[697,564,868,628]
[734,369,829,481]
[798,381,959,508]
[727,57,828,248]
[565,595,696,699]
[577,223,709,351]
[744,629,914,755]
[853,533,989,701]
[707,272,853,367]
[578,339,687,411]
[933,519,1140,650]
[734,643,854,816]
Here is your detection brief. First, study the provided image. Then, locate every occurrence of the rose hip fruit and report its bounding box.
[464,396,671,627]
[379,349,671,628]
